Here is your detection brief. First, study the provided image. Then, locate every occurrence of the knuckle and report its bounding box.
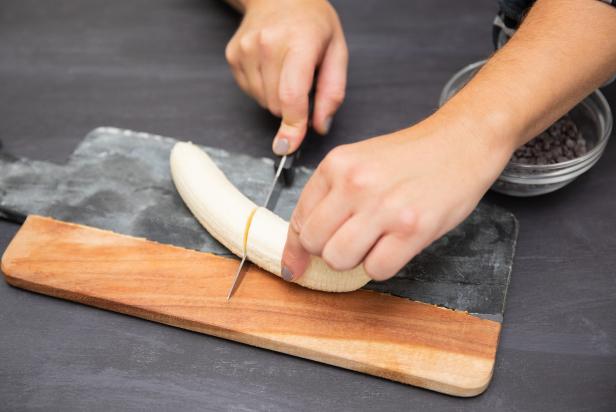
[343,165,372,192]
[238,34,257,53]
[225,43,238,65]
[395,206,417,234]
[258,29,279,52]
[322,145,351,174]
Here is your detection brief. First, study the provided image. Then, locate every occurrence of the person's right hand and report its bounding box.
[225,0,348,155]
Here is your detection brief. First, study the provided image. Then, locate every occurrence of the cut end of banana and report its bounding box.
[242,207,258,255]
[170,142,371,292]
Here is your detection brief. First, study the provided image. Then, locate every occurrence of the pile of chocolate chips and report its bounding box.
[511,115,592,165]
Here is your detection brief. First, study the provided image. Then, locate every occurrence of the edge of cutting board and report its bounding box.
[1,215,501,397]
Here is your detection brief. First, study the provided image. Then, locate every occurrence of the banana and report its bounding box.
[170,142,371,292]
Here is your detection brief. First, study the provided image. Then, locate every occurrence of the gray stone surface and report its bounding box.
[1,0,615,410]
[0,127,516,318]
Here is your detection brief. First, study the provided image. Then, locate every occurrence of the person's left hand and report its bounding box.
[280,113,513,282]
[224,0,348,155]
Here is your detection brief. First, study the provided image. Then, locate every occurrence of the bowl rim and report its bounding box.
[439,59,613,175]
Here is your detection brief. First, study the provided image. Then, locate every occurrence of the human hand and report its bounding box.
[225,0,348,154]
[280,113,514,282]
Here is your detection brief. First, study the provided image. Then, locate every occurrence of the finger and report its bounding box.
[258,32,284,116]
[321,212,384,271]
[363,230,427,282]
[321,201,417,271]
[238,35,267,108]
[299,191,353,256]
[281,223,311,282]
[260,60,282,116]
[272,47,319,155]
[227,38,256,101]
[241,63,266,108]
[290,167,330,234]
[313,36,348,135]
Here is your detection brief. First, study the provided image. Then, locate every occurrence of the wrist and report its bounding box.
[425,99,517,186]
[443,94,518,151]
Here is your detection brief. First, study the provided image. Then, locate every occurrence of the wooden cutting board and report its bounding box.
[1,215,501,397]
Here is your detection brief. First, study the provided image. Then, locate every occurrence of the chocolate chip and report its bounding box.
[511,114,590,166]
[575,145,587,157]
[552,147,563,157]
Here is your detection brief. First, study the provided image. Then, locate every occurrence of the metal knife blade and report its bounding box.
[226,154,289,301]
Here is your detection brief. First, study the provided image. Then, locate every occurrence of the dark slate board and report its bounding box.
[0,127,517,320]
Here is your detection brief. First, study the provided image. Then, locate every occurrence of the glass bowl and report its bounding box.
[439,60,613,197]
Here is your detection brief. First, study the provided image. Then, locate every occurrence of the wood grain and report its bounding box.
[1,216,501,396]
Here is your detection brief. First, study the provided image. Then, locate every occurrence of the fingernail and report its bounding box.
[323,116,333,135]
[281,266,294,282]
[273,138,289,155]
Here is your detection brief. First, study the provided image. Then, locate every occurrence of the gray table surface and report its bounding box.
[1,0,615,410]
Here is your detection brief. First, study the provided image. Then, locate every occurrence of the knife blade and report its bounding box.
[226,153,290,301]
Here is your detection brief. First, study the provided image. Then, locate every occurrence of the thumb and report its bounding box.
[280,224,311,282]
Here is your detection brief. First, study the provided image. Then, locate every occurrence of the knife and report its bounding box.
[226,151,298,300]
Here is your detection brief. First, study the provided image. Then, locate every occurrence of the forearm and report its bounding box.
[439,0,616,156]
